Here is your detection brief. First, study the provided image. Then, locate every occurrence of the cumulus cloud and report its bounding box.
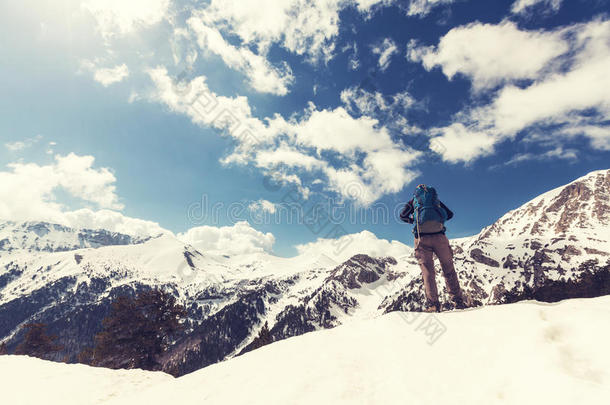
[1,153,123,213]
[146,66,271,142]
[187,17,294,95]
[511,0,562,15]
[148,67,422,206]
[0,153,168,237]
[82,0,170,38]
[62,209,168,237]
[372,38,398,71]
[193,0,339,64]
[178,221,275,255]
[192,0,394,64]
[412,18,610,163]
[295,230,411,263]
[407,21,567,91]
[429,123,496,164]
[259,107,422,206]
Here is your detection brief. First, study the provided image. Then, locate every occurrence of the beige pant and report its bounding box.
[414,233,463,305]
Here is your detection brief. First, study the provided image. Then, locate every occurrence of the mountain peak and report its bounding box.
[479,169,609,241]
[0,220,149,253]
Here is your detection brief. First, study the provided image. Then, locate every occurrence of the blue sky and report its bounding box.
[1,0,609,257]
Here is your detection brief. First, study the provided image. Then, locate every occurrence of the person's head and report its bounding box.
[415,184,428,192]
[413,184,438,200]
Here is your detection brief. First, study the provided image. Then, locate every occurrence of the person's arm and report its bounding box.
[440,201,453,220]
[400,199,414,224]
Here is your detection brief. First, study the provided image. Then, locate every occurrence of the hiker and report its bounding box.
[400,184,466,312]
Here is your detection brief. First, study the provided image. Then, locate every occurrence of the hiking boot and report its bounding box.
[450,296,467,310]
[423,302,441,313]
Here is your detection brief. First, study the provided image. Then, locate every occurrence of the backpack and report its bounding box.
[413,184,448,226]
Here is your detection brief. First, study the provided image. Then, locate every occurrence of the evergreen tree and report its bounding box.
[0,341,7,355]
[93,289,186,371]
[14,323,62,359]
[93,296,140,368]
[249,321,273,351]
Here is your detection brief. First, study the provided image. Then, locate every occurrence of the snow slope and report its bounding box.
[0,355,172,405]
[2,295,609,405]
[113,296,610,405]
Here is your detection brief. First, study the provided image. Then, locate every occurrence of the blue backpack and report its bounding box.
[413,184,448,225]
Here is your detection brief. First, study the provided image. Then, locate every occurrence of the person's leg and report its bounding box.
[431,234,464,303]
[415,236,439,307]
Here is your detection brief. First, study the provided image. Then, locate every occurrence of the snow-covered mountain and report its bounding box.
[0,221,150,253]
[3,295,609,405]
[0,169,608,376]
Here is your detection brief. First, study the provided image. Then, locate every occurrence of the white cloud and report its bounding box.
[511,0,562,15]
[248,200,277,214]
[295,230,411,263]
[407,21,568,91]
[193,0,394,64]
[254,143,326,172]
[148,67,422,206]
[94,64,129,86]
[262,107,422,206]
[340,87,423,143]
[80,61,130,87]
[147,66,271,143]
[194,0,340,64]
[187,16,294,95]
[341,88,388,115]
[1,153,122,212]
[82,0,171,38]
[501,146,577,167]
[344,42,360,71]
[178,221,275,255]
[558,125,610,151]
[355,0,396,14]
[62,209,168,237]
[5,135,42,152]
[54,153,123,209]
[405,0,458,17]
[372,38,398,72]
[430,123,497,163]
[341,87,414,116]
[418,19,610,163]
[0,153,168,237]
[285,107,396,155]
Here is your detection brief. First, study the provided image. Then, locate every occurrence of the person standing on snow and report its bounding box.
[400,184,466,312]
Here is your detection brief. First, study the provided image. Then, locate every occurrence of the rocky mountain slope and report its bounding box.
[0,169,608,376]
